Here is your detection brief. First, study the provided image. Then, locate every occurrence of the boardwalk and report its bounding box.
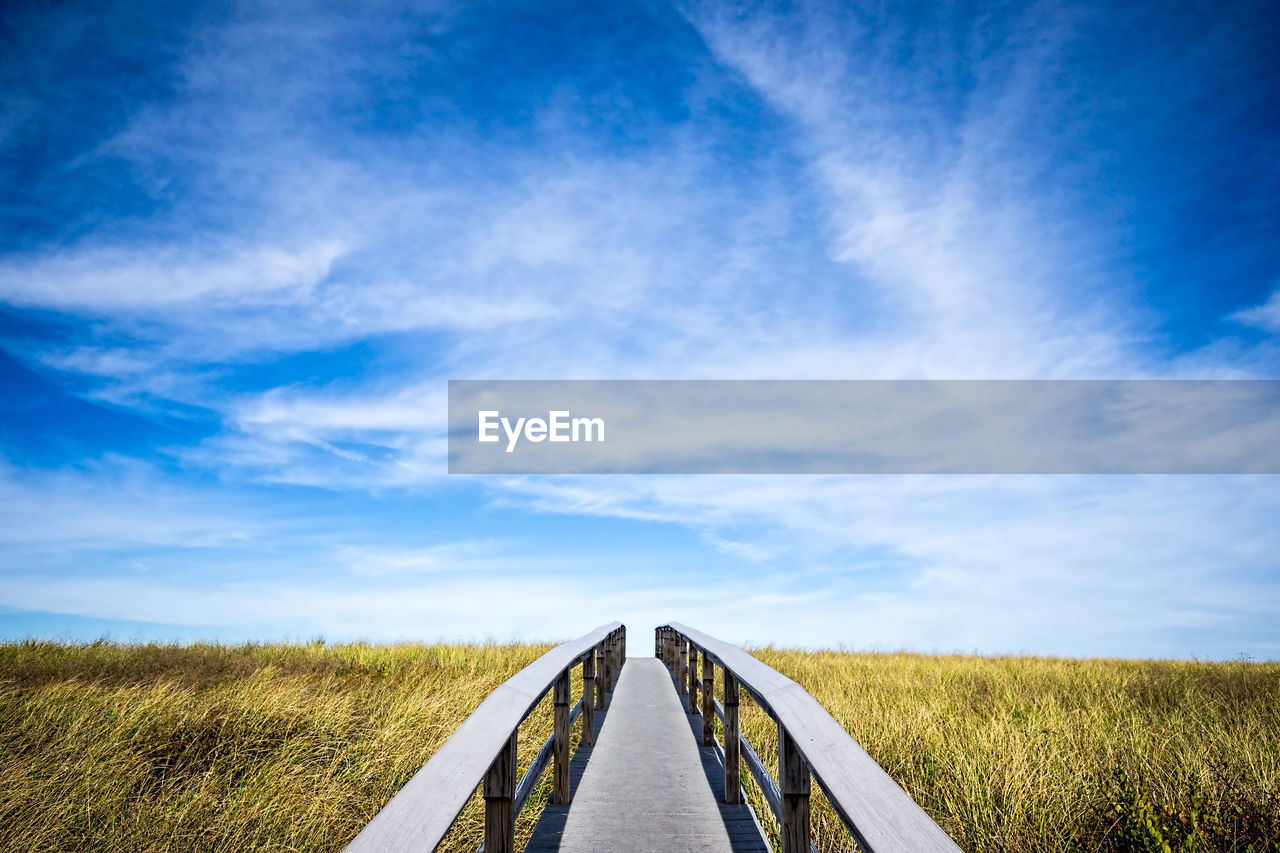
[343,623,962,853]
[526,658,769,852]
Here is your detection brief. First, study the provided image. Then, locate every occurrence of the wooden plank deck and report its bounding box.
[526,657,770,853]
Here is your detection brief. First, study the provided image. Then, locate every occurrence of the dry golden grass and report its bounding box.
[1,640,1276,852]
[0,639,574,853]
[739,649,1280,853]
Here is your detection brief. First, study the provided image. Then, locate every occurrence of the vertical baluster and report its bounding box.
[582,652,596,746]
[604,636,614,694]
[723,670,740,804]
[779,727,811,853]
[678,637,688,695]
[702,652,714,745]
[484,732,516,852]
[688,642,699,713]
[595,643,606,710]
[553,670,572,804]
[604,630,614,691]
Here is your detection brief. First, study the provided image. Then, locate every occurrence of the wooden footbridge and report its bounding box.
[344,623,962,853]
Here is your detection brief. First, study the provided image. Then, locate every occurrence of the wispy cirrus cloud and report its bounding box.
[0,240,347,309]
[1233,286,1280,334]
[487,473,1280,656]
[677,1,1149,379]
[0,456,265,552]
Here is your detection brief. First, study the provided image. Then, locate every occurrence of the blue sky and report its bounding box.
[1,0,1278,657]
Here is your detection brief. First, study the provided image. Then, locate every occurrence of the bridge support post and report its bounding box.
[553,670,572,804]
[483,732,516,853]
[688,643,699,713]
[582,651,596,747]
[723,670,740,804]
[702,653,714,745]
[779,727,811,853]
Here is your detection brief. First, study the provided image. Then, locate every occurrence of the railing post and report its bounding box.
[723,670,740,804]
[779,727,811,853]
[607,634,617,691]
[553,670,572,804]
[687,642,698,713]
[702,652,714,745]
[595,643,606,709]
[582,651,596,747]
[678,637,688,695]
[603,637,614,694]
[483,732,516,853]
[613,631,622,688]
[620,625,626,664]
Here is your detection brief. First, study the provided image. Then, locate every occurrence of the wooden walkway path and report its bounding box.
[525,657,769,852]
[344,623,962,853]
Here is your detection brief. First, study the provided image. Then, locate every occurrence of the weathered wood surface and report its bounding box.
[702,653,715,746]
[723,670,742,806]
[581,653,596,747]
[483,734,516,853]
[525,658,768,853]
[553,670,572,805]
[668,622,962,853]
[342,622,622,853]
[779,727,811,853]
[688,642,699,713]
[594,644,606,711]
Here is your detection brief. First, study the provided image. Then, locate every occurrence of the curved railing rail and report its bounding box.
[345,622,626,853]
[657,623,961,853]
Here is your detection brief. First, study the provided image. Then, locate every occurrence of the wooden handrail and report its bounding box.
[344,622,626,853]
[660,623,961,853]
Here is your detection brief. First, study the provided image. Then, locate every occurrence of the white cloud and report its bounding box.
[333,541,501,577]
[675,1,1150,379]
[1232,285,1280,333]
[235,384,446,435]
[483,473,1280,656]
[0,240,347,310]
[0,457,267,552]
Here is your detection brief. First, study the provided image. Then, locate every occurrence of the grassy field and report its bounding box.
[743,649,1280,853]
[0,640,1276,852]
